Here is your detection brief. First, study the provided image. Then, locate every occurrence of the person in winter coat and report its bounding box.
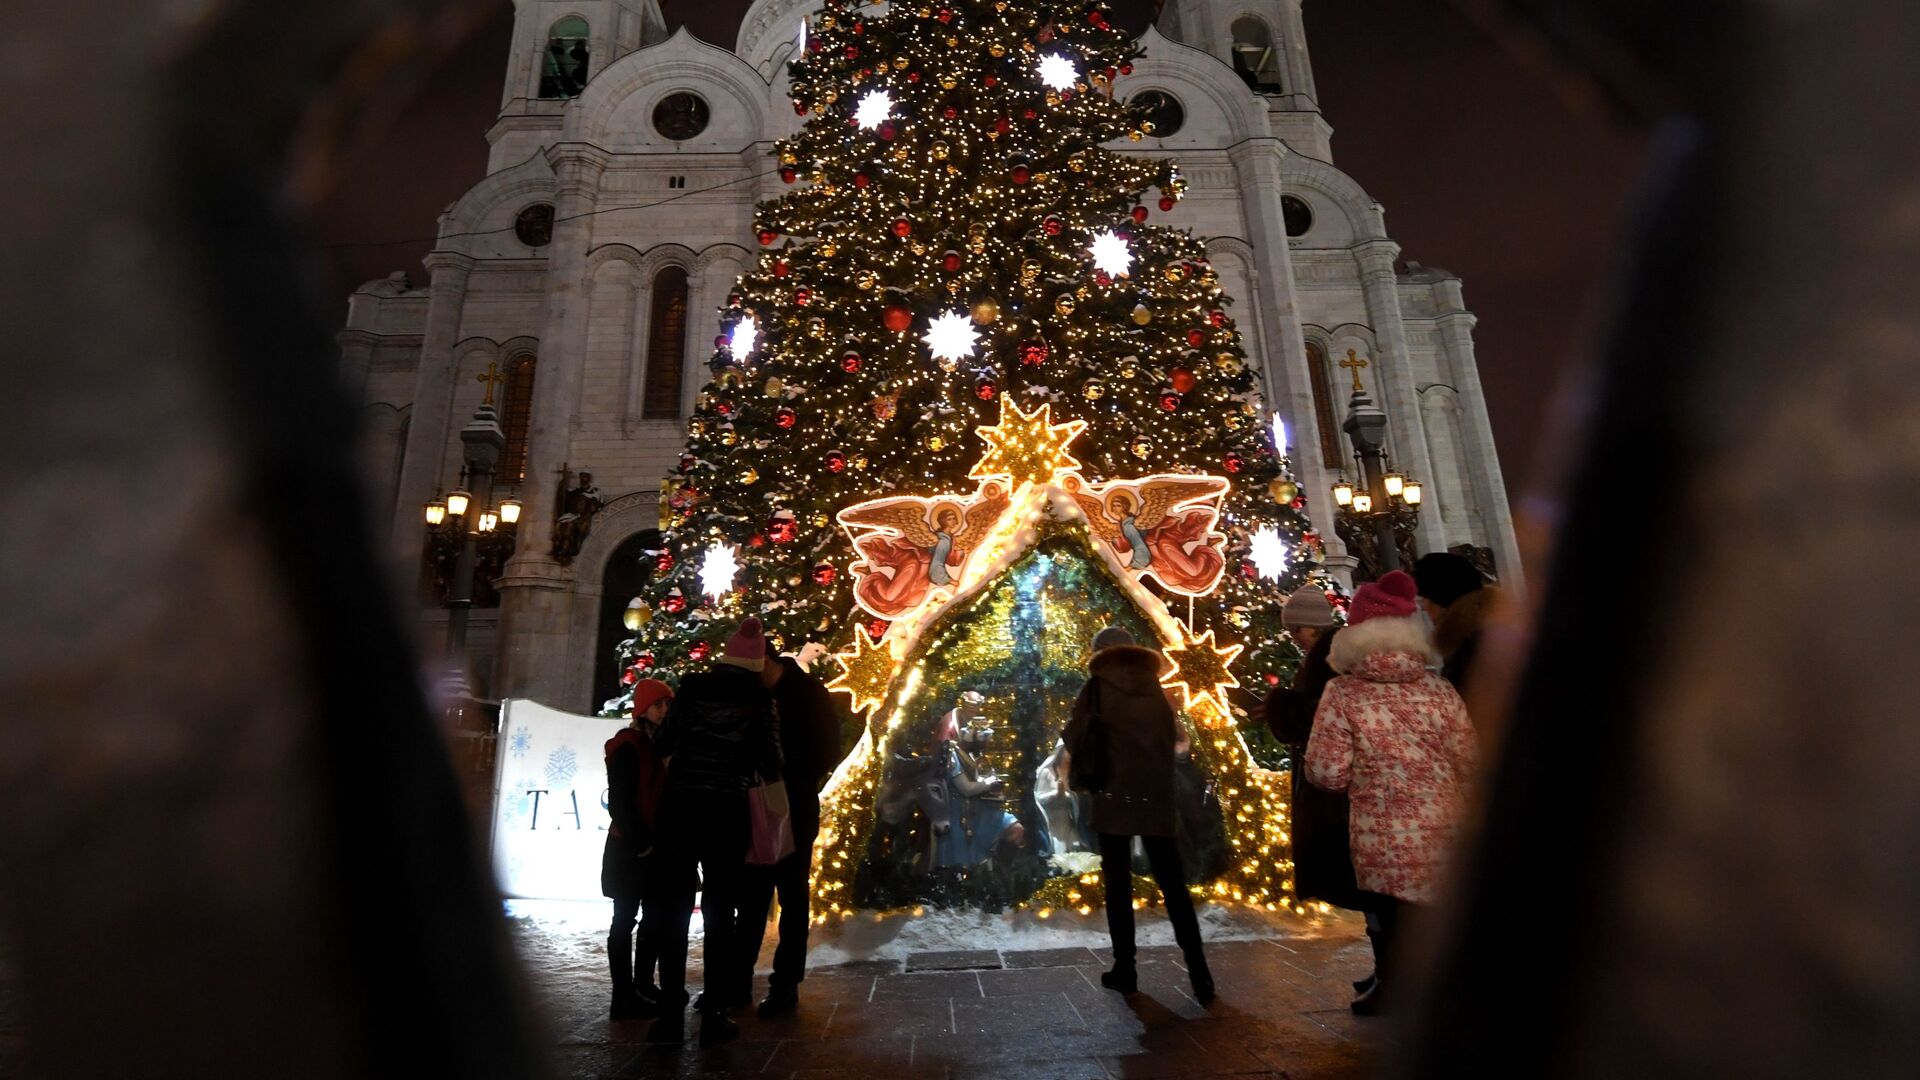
[1063,626,1214,1004]
[603,678,673,1020]
[1411,551,1497,693]
[646,619,782,1049]
[1305,570,1475,1015]
[733,651,844,1018]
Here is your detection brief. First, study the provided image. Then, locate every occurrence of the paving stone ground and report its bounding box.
[521,917,1382,1079]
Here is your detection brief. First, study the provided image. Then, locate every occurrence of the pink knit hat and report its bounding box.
[718,617,767,671]
[1347,570,1418,625]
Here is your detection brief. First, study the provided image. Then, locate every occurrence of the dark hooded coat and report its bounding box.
[1064,644,1182,838]
[1263,628,1367,909]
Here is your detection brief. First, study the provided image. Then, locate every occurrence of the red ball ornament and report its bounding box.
[634,653,655,671]
[1120,62,1134,74]
[842,349,865,371]
[715,399,735,417]
[975,378,997,400]
[1018,338,1049,366]
[940,105,956,119]
[812,563,837,585]
[771,259,790,277]
[906,70,921,84]
[877,121,897,141]
[1130,205,1149,223]
[1043,216,1062,236]
[748,533,766,549]
[656,552,675,573]
[994,116,1012,135]
[891,218,912,238]
[1240,561,1258,579]
[794,100,807,115]
[1265,672,1282,687]
[984,74,998,88]
[1186,328,1207,348]
[779,166,798,184]
[1209,309,1227,327]
[866,618,889,641]
[1223,451,1245,474]
[936,7,953,23]
[844,44,860,59]
[794,287,812,305]
[1159,391,1182,412]
[768,518,798,543]
[662,593,687,614]
[1290,496,1306,510]
[883,297,914,332]
[1158,195,1176,212]
[621,668,639,686]
[1170,366,1198,393]
[688,641,712,662]
[806,37,823,53]
[679,454,696,472]
[1010,164,1030,185]
[714,335,729,350]
[1023,107,1038,120]
[775,406,797,429]
[854,172,871,188]
[758,229,777,246]
[826,450,848,472]
[1093,270,1110,286]
[942,250,962,272]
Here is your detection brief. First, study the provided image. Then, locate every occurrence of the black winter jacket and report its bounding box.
[655,663,781,797]
[767,655,844,841]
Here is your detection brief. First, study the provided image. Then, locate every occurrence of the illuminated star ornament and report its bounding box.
[1037,53,1077,92]
[969,397,1088,488]
[1089,229,1131,277]
[1163,627,1244,714]
[854,89,893,129]
[727,315,758,357]
[921,310,981,363]
[1248,526,1289,580]
[1271,413,1289,455]
[699,543,740,600]
[825,625,897,715]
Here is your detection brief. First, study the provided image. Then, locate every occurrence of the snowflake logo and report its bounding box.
[545,746,579,788]
[508,725,532,759]
[505,777,539,828]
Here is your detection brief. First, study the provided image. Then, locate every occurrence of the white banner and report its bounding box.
[491,698,621,900]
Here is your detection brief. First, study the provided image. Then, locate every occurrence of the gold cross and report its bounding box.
[1339,348,1370,392]
[476,361,507,406]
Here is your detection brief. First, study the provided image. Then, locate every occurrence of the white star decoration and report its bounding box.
[728,315,758,357]
[700,543,740,600]
[1271,413,1288,454]
[1248,527,1290,581]
[854,90,893,129]
[1037,54,1077,92]
[921,310,981,363]
[1089,229,1131,277]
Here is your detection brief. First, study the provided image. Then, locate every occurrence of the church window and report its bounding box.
[1305,341,1345,468]
[501,355,537,484]
[539,17,590,99]
[513,203,554,247]
[1130,90,1185,138]
[1281,195,1313,238]
[643,267,690,418]
[653,93,711,141]
[1231,17,1285,93]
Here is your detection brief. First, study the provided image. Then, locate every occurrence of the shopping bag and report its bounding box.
[747,778,795,866]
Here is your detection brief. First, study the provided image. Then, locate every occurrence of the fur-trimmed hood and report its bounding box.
[1330,615,1440,679]
[1090,643,1168,696]
[1434,586,1499,658]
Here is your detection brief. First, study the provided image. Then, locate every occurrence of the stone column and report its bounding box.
[494,144,610,708]
[1227,138,1346,575]
[388,252,475,561]
[1353,239,1447,556]
[336,329,377,404]
[1434,278,1525,595]
[1275,0,1319,107]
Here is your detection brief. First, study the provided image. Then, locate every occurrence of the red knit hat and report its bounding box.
[630,678,673,717]
[1348,570,1418,625]
[719,617,768,671]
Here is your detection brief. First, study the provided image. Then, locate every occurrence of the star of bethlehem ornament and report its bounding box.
[1037,54,1077,92]
[1162,626,1244,714]
[1089,229,1131,277]
[825,624,897,715]
[968,396,1088,488]
[1248,526,1289,580]
[699,542,741,600]
[854,89,893,129]
[728,315,758,357]
[921,309,981,363]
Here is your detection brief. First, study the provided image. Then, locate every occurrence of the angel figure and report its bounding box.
[1067,474,1229,595]
[841,482,1010,619]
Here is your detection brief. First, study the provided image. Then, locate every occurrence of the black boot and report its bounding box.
[644,1009,685,1044]
[1353,972,1378,995]
[1100,962,1137,995]
[698,1008,740,1047]
[757,984,800,1018]
[609,936,650,1020]
[1351,979,1383,1016]
[1185,950,1215,1005]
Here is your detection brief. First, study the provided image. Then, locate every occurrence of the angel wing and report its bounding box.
[840,499,941,549]
[1068,484,1125,545]
[951,485,1011,556]
[1133,476,1229,531]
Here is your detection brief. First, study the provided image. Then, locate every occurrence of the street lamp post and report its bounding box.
[422,390,523,704]
[1329,351,1423,582]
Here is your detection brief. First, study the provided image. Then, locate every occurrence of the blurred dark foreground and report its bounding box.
[2,1,1918,1077]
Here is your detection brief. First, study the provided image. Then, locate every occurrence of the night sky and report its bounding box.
[308,0,1645,492]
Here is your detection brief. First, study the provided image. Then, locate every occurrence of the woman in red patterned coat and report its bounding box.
[1305,570,1475,1015]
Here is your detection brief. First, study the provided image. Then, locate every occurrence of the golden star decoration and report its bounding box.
[968,397,1088,488]
[1162,627,1244,714]
[825,626,898,716]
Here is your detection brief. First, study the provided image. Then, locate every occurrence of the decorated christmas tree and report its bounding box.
[604,0,1331,914]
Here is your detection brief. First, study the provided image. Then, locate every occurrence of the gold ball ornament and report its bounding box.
[1270,479,1299,503]
[1223,411,1245,430]
[1131,303,1152,325]
[946,35,960,47]
[989,43,1006,57]
[823,88,840,103]
[780,150,798,165]
[720,430,739,446]
[689,418,706,436]
[856,270,877,290]
[811,512,831,528]
[941,76,958,90]
[1216,351,1241,372]
[892,54,909,69]
[1083,380,1106,400]
[971,297,999,324]
[1054,294,1076,316]
[928,434,946,451]
[819,241,838,257]
[763,376,784,396]
[930,140,950,160]
[740,467,759,485]
[851,454,869,470]
[1128,129,1144,141]
[1130,435,1154,459]
[1165,264,1187,283]
[892,146,910,161]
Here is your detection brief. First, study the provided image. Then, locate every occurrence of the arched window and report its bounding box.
[500,355,537,484]
[1231,17,1285,93]
[643,267,689,419]
[595,529,661,707]
[539,17,591,98]
[1305,341,1345,469]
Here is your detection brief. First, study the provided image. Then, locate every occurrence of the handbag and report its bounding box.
[1068,680,1110,792]
[746,777,796,866]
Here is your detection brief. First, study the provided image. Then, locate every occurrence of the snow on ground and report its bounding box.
[505,897,1351,986]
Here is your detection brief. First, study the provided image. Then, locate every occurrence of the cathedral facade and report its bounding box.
[340,0,1520,712]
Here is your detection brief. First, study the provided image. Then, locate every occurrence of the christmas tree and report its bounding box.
[604,0,1329,914]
